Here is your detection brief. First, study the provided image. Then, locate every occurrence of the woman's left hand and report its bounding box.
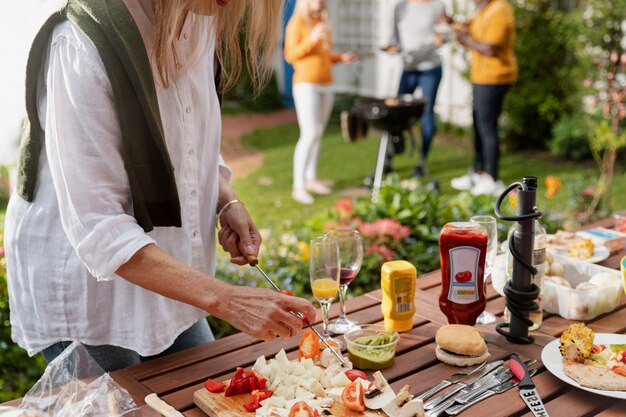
[218,202,262,265]
[340,52,358,64]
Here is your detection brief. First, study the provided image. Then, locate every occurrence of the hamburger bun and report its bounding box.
[435,325,490,366]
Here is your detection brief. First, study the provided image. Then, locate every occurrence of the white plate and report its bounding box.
[547,235,611,263]
[541,333,626,399]
[554,243,610,264]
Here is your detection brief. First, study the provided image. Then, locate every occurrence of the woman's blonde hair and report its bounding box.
[293,0,328,27]
[152,0,282,92]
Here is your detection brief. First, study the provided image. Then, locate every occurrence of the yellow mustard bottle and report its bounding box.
[381,260,416,332]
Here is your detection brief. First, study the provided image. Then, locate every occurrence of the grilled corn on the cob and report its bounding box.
[559,322,594,363]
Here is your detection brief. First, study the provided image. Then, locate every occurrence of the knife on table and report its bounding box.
[422,359,503,409]
[245,254,349,367]
[444,369,538,416]
[510,354,550,417]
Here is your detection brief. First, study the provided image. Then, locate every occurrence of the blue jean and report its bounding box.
[41,319,214,372]
[472,83,511,180]
[397,66,443,158]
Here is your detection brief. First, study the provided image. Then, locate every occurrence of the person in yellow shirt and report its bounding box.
[450,0,518,195]
[284,0,355,204]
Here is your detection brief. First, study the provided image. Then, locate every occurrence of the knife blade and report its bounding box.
[444,369,538,416]
[422,359,503,409]
[510,354,550,417]
[453,358,537,405]
[416,361,488,402]
[245,254,349,367]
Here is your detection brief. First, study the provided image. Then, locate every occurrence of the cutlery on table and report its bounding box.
[415,361,488,402]
[452,358,537,405]
[423,359,503,409]
[510,354,551,417]
[244,253,349,367]
[427,358,537,416]
[444,369,538,416]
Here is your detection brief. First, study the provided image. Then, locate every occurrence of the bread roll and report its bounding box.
[435,324,490,366]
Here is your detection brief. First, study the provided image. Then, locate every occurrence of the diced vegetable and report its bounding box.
[299,329,321,361]
[203,378,226,393]
[288,401,319,417]
[341,381,365,412]
[345,369,367,382]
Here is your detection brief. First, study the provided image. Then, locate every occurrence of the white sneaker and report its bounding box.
[292,188,314,204]
[451,171,481,191]
[305,179,332,195]
[471,174,505,196]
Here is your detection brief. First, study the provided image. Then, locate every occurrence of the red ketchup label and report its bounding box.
[448,247,480,304]
[439,222,488,325]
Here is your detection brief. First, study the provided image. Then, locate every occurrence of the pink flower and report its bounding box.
[582,186,596,198]
[334,198,354,218]
[365,244,395,262]
[0,247,4,258]
[358,219,410,242]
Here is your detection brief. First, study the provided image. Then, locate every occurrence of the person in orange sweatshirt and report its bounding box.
[285,0,356,204]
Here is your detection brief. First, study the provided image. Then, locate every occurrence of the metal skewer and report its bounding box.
[246,255,349,367]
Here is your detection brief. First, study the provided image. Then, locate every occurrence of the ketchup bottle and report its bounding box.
[439,222,488,325]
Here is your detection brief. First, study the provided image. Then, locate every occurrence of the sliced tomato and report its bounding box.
[611,366,626,377]
[298,328,321,360]
[288,401,319,417]
[341,380,365,412]
[345,369,367,382]
[203,378,226,393]
[592,344,606,354]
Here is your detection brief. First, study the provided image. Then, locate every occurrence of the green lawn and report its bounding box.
[232,123,626,227]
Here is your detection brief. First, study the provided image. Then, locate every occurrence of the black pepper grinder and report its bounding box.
[494,177,541,344]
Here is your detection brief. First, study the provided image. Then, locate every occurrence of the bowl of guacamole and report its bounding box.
[344,324,399,370]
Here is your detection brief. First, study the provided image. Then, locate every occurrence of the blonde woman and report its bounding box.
[4,0,316,371]
[285,0,356,204]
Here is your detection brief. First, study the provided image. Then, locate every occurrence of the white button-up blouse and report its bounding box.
[4,1,229,356]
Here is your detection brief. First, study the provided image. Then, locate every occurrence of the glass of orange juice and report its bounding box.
[310,236,340,341]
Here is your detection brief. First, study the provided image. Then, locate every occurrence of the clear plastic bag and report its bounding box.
[8,342,138,417]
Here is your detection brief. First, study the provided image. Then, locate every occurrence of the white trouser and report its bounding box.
[292,83,335,189]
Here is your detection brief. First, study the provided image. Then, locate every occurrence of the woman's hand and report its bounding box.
[218,202,261,265]
[213,286,317,341]
[310,22,329,42]
[340,52,358,64]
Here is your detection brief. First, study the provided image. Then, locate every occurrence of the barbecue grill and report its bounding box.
[354,97,427,202]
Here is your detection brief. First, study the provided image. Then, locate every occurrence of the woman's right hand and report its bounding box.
[212,285,317,341]
[310,22,329,42]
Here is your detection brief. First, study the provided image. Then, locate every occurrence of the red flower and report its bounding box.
[582,186,596,198]
[0,246,4,258]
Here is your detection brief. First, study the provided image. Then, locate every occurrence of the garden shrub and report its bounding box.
[503,0,586,149]
[549,115,592,161]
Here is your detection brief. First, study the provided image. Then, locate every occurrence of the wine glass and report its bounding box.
[470,215,498,325]
[309,236,341,341]
[326,229,363,335]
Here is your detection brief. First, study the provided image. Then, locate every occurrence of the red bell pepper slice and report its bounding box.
[203,378,226,393]
[242,389,273,412]
[611,365,626,376]
[250,369,268,389]
[298,329,321,361]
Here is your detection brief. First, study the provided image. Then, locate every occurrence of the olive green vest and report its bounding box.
[18,0,181,232]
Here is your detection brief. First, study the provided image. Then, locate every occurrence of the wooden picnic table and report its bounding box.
[104,217,625,417]
[4,218,625,416]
